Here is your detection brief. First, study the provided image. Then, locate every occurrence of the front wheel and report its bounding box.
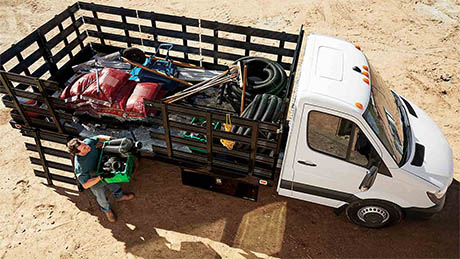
[346,200,402,228]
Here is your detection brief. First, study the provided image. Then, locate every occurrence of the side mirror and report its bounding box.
[359,166,378,192]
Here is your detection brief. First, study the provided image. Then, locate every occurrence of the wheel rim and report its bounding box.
[357,206,390,225]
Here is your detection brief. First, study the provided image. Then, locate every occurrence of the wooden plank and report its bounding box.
[248,122,259,175]
[9,50,42,75]
[20,127,70,145]
[212,130,251,143]
[36,29,58,80]
[4,72,60,91]
[10,111,78,134]
[30,157,74,172]
[37,3,79,35]
[137,10,199,26]
[2,98,73,121]
[0,32,39,66]
[206,113,213,165]
[34,170,76,185]
[212,146,274,165]
[78,2,138,17]
[84,16,139,32]
[140,25,200,41]
[32,130,53,185]
[46,17,84,49]
[169,121,206,134]
[87,30,142,45]
[25,143,72,159]
[0,88,66,107]
[161,103,173,157]
[68,6,85,50]
[36,79,64,133]
[91,9,105,45]
[200,20,299,42]
[15,54,31,76]
[120,9,132,47]
[200,35,295,58]
[0,72,31,127]
[53,32,87,64]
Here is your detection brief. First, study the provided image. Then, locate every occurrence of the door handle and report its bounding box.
[298,160,317,167]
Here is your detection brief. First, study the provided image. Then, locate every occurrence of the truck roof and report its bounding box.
[296,33,371,116]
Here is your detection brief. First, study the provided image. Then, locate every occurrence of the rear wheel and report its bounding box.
[346,200,402,228]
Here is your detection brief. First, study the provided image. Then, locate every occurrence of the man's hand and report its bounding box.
[96,142,104,149]
[100,172,115,180]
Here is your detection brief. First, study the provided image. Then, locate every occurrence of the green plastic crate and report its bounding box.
[96,141,134,183]
[183,117,220,153]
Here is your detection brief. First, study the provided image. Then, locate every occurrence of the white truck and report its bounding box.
[277,33,454,228]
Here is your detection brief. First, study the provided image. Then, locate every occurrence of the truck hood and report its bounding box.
[399,95,454,189]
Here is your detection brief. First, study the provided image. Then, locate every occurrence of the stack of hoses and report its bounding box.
[219,57,287,112]
[231,94,282,150]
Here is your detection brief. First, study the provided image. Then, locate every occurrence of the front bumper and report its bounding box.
[404,195,446,218]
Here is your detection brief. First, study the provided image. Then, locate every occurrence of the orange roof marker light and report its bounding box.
[362,65,369,71]
[363,78,370,84]
[355,102,363,110]
[355,45,361,50]
[362,71,369,77]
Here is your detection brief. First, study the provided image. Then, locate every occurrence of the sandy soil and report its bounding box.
[0,0,459,258]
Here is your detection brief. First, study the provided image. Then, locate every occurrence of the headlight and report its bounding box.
[426,188,447,205]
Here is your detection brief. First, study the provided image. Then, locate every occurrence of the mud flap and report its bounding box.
[181,168,259,202]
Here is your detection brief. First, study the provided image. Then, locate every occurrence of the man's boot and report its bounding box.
[104,210,117,222]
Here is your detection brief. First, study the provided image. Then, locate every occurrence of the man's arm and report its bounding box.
[96,135,112,142]
[81,176,102,189]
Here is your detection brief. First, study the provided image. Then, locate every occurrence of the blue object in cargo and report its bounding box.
[129,43,179,93]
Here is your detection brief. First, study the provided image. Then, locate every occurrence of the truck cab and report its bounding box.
[278,33,454,228]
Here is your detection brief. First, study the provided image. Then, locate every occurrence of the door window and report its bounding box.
[307,111,387,172]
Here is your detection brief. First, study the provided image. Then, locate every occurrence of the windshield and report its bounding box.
[363,65,405,164]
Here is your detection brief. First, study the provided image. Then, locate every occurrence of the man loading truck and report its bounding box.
[67,136,135,222]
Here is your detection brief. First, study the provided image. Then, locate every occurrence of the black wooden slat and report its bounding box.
[34,170,76,185]
[172,148,207,163]
[31,63,52,79]
[53,32,88,64]
[87,30,142,45]
[84,16,139,32]
[200,35,295,57]
[38,3,79,35]
[212,113,279,131]
[25,143,72,159]
[78,2,138,17]
[248,122,259,175]
[0,88,65,107]
[161,104,173,157]
[9,50,42,75]
[4,72,59,91]
[212,130,251,143]
[171,136,207,150]
[69,6,85,50]
[0,73,31,127]
[140,25,199,41]
[256,139,278,149]
[15,54,31,76]
[46,17,84,50]
[36,30,58,80]
[10,111,78,134]
[20,128,70,145]
[2,98,73,121]
[137,10,199,26]
[169,121,206,134]
[36,80,63,133]
[212,158,248,174]
[212,146,274,165]
[200,20,298,42]
[0,32,39,66]
[30,157,74,172]
[121,10,132,47]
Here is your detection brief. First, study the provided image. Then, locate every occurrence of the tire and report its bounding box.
[346,199,402,228]
[122,47,146,64]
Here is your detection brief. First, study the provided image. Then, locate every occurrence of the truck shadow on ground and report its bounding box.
[51,159,459,258]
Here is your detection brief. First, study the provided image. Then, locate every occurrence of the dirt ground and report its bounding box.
[0,0,459,258]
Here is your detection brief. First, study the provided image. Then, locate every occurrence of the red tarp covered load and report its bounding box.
[61,68,162,120]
